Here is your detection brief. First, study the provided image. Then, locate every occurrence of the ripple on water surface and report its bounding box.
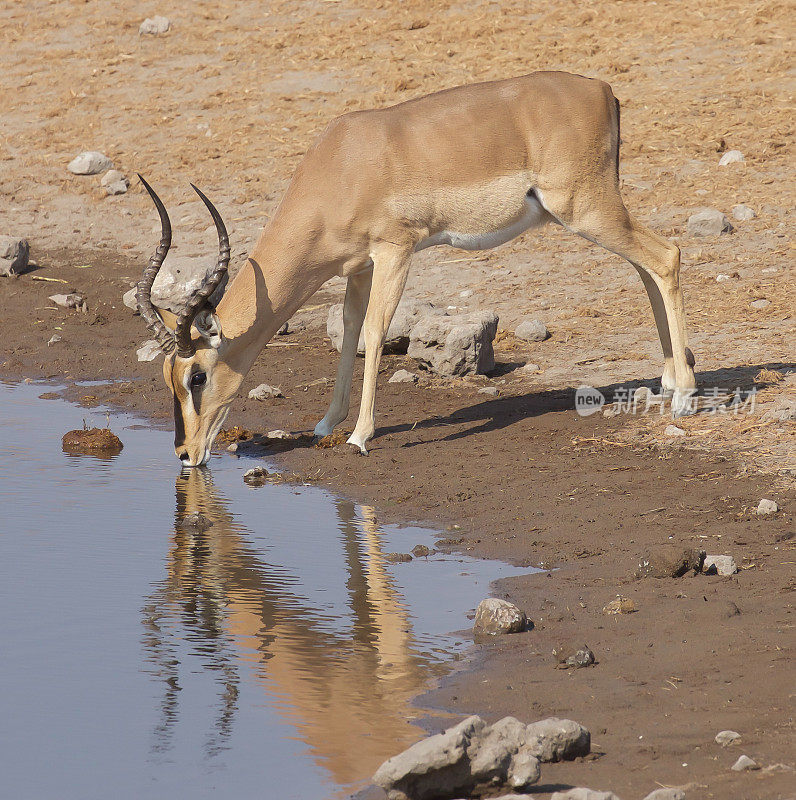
[0,382,530,800]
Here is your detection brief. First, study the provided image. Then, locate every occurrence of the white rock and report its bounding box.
[750,299,770,310]
[718,150,744,166]
[478,386,498,396]
[459,289,473,299]
[715,730,741,747]
[665,424,686,437]
[123,287,138,311]
[101,170,129,195]
[408,309,499,377]
[68,151,113,175]
[389,369,418,384]
[139,15,170,35]
[137,340,162,362]
[247,383,283,400]
[732,204,755,221]
[687,208,733,237]
[551,790,621,800]
[756,498,778,514]
[642,789,685,800]
[0,235,30,276]
[521,362,541,373]
[267,429,291,439]
[703,555,738,576]
[473,598,526,635]
[47,335,62,346]
[524,717,591,762]
[49,293,87,312]
[514,318,549,343]
[731,754,759,771]
[716,273,731,282]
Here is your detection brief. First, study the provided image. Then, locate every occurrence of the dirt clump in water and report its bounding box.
[61,428,123,455]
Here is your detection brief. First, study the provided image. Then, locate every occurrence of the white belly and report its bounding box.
[415,191,549,253]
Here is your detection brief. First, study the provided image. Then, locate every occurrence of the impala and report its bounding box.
[137,71,697,467]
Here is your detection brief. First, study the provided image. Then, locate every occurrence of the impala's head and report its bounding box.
[137,175,237,467]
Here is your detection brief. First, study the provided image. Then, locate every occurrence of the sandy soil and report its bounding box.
[1,1,794,799]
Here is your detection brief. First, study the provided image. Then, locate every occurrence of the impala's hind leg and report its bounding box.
[313,268,372,438]
[348,243,412,454]
[543,189,697,412]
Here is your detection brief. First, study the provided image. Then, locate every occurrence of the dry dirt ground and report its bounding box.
[1,1,794,799]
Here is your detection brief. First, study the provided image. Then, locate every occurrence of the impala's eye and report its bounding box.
[190,372,207,389]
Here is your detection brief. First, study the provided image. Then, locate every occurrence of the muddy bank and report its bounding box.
[2,246,794,800]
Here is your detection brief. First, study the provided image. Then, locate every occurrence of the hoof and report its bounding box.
[671,389,698,418]
[345,434,369,455]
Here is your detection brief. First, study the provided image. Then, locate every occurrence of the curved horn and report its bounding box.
[173,184,231,358]
[136,174,177,354]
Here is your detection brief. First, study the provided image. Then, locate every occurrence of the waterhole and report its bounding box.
[0,380,530,799]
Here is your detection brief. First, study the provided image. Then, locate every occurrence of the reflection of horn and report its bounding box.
[141,470,434,787]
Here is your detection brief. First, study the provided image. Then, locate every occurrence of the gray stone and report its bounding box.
[267,429,292,439]
[49,293,87,312]
[123,287,138,311]
[101,170,129,195]
[642,790,685,800]
[552,644,596,670]
[373,714,543,800]
[715,730,741,747]
[756,498,778,515]
[551,790,621,800]
[703,555,738,576]
[750,298,770,310]
[732,204,755,221]
[248,383,283,400]
[718,150,744,166]
[47,335,62,346]
[473,598,526,635]
[665,424,686,437]
[408,310,499,377]
[514,318,549,343]
[0,235,30,276]
[731,754,759,771]
[139,15,170,35]
[372,715,486,800]
[524,717,591,762]
[687,208,734,237]
[389,369,418,384]
[136,340,161,362]
[521,362,541,373]
[68,151,113,175]
[327,297,439,355]
[478,386,498,396]
[459,289,473,299]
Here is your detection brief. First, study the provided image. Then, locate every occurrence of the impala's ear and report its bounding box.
[154,306,179,332]
[193,307,223,349]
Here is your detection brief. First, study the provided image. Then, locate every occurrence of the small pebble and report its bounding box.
[603,597,637,615]
[459,289,473,298]
[267,429,291,439]
[732,204,755,221]
[703,555,738,576]
[718,149,744,166]
[474,598,527,635]
[47,334,62,346]
[478,386,498,396]
[411,544,431,557]
[68,151,113,175]
[715,730,742,747]
[389,369,418,384]
[665,424,686,437]
[514,318,549,343]
[248,383,283,400]
[139,15,170,35]
[756,498,778,514]
[750,299,770,310]
[386,552,413,563]
[521,362,541,373]
[716,273,731,282]
[243,466,269,486]
[731,755,759,772]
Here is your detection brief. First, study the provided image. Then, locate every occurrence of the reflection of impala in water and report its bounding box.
[142,468,439,788]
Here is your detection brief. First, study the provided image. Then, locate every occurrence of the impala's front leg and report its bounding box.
[347,244,412,455]
[313,268,373,438]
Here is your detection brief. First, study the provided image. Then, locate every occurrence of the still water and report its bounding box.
[0,381,530,800]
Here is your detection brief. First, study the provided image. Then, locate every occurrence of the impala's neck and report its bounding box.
[213,222,330,376]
